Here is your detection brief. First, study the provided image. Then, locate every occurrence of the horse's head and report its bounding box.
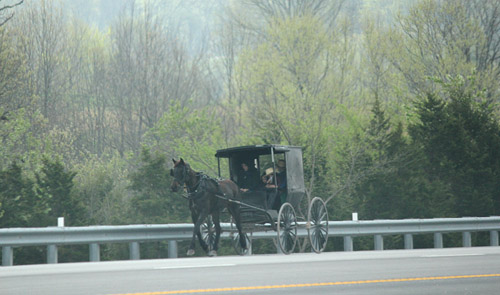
[170,158,189,192]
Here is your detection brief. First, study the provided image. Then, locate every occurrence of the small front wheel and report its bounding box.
[277,202,298,254]
[230,217,251,255]
[201,215,216,252]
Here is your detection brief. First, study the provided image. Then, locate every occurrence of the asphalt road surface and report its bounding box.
[1,247,499,295]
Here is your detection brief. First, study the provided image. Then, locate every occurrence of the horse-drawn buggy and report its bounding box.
[171,145,328,256]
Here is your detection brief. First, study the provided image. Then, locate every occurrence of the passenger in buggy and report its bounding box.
[262,167,278,210]
[261,168,274,187]
[238,161,259,193]
[263,160,287,210]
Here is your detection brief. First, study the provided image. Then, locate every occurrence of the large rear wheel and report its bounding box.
[277,202,298,254]
[307,197,329,253]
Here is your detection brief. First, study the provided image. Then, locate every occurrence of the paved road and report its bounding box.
[1,247,500,295]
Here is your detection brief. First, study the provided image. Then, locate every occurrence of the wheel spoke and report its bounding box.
[201,216,217,251]
[278,203,297,254]
[308,198,329,253]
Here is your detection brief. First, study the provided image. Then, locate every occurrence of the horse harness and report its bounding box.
[187,173,224,201]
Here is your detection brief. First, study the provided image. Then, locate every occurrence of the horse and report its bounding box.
[170,158,247,256]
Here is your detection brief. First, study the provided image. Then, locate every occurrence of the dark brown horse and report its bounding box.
[170,158,247,256]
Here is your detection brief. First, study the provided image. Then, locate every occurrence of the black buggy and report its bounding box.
[212,144,329,254]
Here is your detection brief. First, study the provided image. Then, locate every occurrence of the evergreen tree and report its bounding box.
[350,96,452,222]
[35,157,84,226]
[409,77,500,216]
[128,148,190,224]
[0,161,49,228]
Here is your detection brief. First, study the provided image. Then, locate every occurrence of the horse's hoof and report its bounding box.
[208,250,217,257]
[187,249,195,256]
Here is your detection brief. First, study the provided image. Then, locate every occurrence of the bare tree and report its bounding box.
[0,25,26,114]
[391,0,500,98]
[109,0,212,156]
[11,0,67,125]
[0,0,23,26]
[228,0,345,38]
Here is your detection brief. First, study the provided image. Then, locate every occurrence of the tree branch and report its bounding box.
[0,0,23,26]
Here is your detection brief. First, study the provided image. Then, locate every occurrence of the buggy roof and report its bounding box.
[215,144,301,158]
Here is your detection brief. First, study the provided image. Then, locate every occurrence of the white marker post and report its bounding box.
[57,217,65,227]
[352,212,358,221]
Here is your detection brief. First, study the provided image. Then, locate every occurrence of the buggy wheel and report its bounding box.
[201,215,216,252]
[230,218,251,255]
[307,197,329,253]
[277,202,298,254]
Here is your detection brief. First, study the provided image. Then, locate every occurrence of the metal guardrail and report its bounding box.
[1,216,499,266]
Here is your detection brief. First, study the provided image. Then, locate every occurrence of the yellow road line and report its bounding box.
[112,274,500,295]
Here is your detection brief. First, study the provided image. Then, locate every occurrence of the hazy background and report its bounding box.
[1,0,499,263]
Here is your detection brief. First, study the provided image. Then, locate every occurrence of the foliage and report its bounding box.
[0,161,49,228]
[1,0,500,262]
[72,153,131,225]
[35,157,85,226]
[326,97,446,221]
[409,76,500,216]
[143,102,225,176]
[128,148,190,224]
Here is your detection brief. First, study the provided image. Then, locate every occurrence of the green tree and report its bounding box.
[329,96,453,223]
[128,148,190,224]
[144,102,225,175]
[35,157,84,226]
[409,76,500,216]
[0,161,49,228]
[236,14,356,215]
[72,153,131,225]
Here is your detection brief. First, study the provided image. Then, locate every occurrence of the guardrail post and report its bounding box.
[89,243,100,262]
[168,241,178,258]
[404,234,413,249]
[129,242,140,260]
[434,233,443,248]
[47,245,58,264]
[2,246,13,266]
[462,232,471,247]
[374,235,383,250]
[490,231,499,246]
[344,236,353,251]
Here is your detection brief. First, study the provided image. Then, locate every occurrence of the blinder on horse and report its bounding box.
[170,158,190,192]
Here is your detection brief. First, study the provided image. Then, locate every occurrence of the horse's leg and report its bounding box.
[191,210,207,254]
[187,202,199,256]
[209,212,221,257]
[229,203,247,250]
[195,215,209,254]
[188,208,209,256]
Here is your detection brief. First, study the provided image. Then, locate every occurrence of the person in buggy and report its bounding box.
[262,160,287,209]
[238,161,259,193]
